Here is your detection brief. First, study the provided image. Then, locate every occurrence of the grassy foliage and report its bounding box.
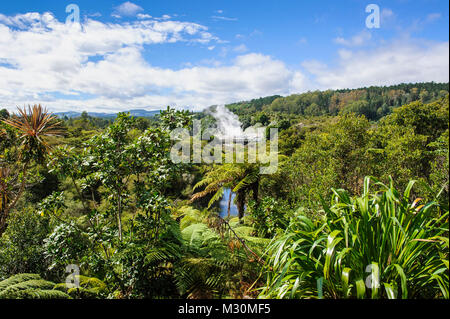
[260,177,448,299]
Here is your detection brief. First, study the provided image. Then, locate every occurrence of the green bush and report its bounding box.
[44,222,91,270]
[247,197,290,238]
[0,210,52,278]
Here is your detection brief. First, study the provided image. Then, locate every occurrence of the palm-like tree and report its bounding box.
[191,163,260,221]
[0,104,64,235]
[3,104,64,158]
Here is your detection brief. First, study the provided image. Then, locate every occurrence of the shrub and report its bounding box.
[247,197,290,238]
[44,222,91,271]
[0,210,52,278]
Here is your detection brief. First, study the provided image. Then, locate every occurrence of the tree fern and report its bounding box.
[4,288,70,299]
[0,273,70,299]
[54,275,107,299]
[177,221,265,298]
[191,163,262,220]
[0,273,41,290]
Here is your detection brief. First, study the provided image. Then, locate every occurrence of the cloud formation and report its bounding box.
[302,40,449,90]
[211,16,238,22]
[112,1,144,18]
[0,10,448,113]
[334,30,372,47]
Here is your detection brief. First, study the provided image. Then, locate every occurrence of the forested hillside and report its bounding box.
[226,82,449,128]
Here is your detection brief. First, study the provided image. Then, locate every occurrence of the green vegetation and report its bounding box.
[260,177,448,299]
[0,273,70,299]
[0,82,448,299]
[228,82,448,122]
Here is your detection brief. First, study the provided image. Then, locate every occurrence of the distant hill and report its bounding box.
[56,109,161,118]
[225,82,449,122]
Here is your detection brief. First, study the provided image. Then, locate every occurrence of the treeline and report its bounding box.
[273,96,449,205]
[226,82,449,126]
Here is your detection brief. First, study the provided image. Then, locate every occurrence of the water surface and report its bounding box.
[219,188,239,218]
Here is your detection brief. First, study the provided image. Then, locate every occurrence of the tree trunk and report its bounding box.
[236,191,245,223]
[252,179,259,205]
[0,205,7,237]
[117,194,123,241]
[227,190,232,218]
[0,163,28,237]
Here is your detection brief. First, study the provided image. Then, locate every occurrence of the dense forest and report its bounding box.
[0,82,448,299]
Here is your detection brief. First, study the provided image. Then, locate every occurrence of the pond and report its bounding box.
[218,188,239,218]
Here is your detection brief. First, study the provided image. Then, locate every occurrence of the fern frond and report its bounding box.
[207,187,225,208]
[0,274,70,299]
[0,274,41,292]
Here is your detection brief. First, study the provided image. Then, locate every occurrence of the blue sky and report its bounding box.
[0,0,448,112]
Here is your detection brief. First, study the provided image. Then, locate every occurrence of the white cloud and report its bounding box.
[233,44,248,53]
[1,50,296,112]
[334,30,372,47]
[0,12,43,29]
[88,12,102,18]
[337,49,353,60]
[302,40,449,90]
[211,16,238,21]
[425,13,441,23]
[234,30,262,41]
[113,1,144,18]
[0,12,232,111]
[0,12,296,112]
[0,11,448,113]
[137,13,152,19]
[381,8,394,19]
[297,37,307,45]
[406,12,444,34]
[380,8,397,28]
[250,30,262,37]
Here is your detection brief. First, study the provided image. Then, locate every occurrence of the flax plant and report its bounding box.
[260,176,449,299]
